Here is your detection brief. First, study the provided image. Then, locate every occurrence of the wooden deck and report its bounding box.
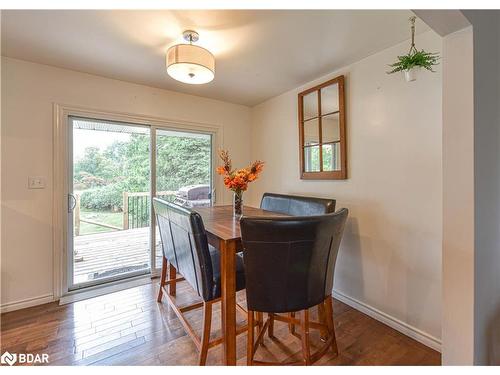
[74,228,161,284]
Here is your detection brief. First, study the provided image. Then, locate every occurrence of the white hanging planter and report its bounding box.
[403,67,420,82]
[387,17,439,81]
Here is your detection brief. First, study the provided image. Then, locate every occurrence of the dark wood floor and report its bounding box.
[0,281,441,366]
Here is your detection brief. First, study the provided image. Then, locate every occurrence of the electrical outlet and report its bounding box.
[28,176,45,189]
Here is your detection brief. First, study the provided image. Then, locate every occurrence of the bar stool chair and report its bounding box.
[153,198,248,365]
[240,209,349,365]
[260,192,336,334]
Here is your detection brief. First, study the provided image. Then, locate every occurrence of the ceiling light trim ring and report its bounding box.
[167,61,215,72]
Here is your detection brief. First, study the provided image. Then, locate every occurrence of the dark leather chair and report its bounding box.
[153,198,247,365]
[240,208,349,365]
[260,192,336,334]
[260,192,335,216]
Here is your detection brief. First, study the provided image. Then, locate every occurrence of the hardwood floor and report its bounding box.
[0,281,441,366]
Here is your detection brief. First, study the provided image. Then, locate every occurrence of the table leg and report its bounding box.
[220,239,237,365]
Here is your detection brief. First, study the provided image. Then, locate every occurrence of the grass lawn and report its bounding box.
[78,209,123,235]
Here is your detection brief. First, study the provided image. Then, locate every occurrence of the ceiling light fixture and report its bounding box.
[166,30,215,85]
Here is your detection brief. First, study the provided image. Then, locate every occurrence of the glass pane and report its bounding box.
[322,113,340,143]
[303,91,318,120]
[304,145,320,172]
[71,117,151,286]
[303,118,319,146]
[321,83,339,114]
[155,129,212,269]
[322,143,341,171]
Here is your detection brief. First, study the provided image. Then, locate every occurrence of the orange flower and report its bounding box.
[250,160,264,174]
[217,149,264,193]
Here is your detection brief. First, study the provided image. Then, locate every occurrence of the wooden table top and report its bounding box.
[194,205,287,242]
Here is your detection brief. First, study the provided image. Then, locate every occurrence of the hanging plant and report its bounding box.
[387,16,440,82]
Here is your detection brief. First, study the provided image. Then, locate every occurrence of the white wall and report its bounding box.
[441,26,475,365]
[248,30,443,346]
[462,10,500,365]
[0,57,252,310]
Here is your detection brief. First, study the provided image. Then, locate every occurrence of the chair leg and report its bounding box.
[289,312,296,334]
[267,313,274,338]
[157,256,167,302]
[199,301,213,366]
[300,309,311,365]
[168,263,177,296]
[268,313,275,338]
[256,312,264,345]
[324,296,338,356]
[247,310,254,365]
[318,302,328,341]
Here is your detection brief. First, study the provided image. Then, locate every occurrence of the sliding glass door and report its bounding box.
[153,129,212,270]
[67,116,213,290]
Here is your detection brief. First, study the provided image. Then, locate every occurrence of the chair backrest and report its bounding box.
[260,192,335,216]
[153,198,215,301]
[240,208,348,313]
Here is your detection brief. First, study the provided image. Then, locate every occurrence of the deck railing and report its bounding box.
[122,191,175,229]
[74,190,176,235]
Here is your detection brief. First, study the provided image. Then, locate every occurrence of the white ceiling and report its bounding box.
[1,10,429,106]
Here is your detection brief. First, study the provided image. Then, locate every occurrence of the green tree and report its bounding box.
[77,132,211,211]
[74,146,117,186]
[156,135,210,191]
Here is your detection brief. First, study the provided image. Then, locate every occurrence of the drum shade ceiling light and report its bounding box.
[166,30,215,85]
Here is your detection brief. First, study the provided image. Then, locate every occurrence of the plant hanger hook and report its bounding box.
[409,16,417,55]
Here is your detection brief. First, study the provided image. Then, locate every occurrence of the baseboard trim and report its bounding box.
[333,289,442,352]
[1,294,55,313]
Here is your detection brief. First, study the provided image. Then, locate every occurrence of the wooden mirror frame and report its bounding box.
[298,75,347,180]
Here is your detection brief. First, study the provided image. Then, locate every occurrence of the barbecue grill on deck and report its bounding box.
[172,184,211,208]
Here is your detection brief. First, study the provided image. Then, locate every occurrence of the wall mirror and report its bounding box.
[298,75,346,179]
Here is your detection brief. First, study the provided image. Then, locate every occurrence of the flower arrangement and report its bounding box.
[217,149,264,216]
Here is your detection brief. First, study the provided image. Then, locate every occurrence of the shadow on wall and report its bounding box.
[335,200,441,343]
[389,218,441,336]
[334,216,366,299]
[487,302,500,364]
[0,204,53,305]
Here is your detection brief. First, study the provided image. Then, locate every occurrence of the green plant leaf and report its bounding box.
[387,49,440,75]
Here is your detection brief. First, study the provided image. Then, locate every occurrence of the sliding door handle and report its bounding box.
[68,194,77,213]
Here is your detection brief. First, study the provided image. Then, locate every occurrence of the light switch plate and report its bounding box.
[28,176,45,189]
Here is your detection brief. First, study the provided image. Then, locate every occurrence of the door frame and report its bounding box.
[53,103,223,299]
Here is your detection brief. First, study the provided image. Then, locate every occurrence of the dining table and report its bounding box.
[193,204,287,366]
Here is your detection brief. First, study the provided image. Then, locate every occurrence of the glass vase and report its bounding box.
[233,191,243,217]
